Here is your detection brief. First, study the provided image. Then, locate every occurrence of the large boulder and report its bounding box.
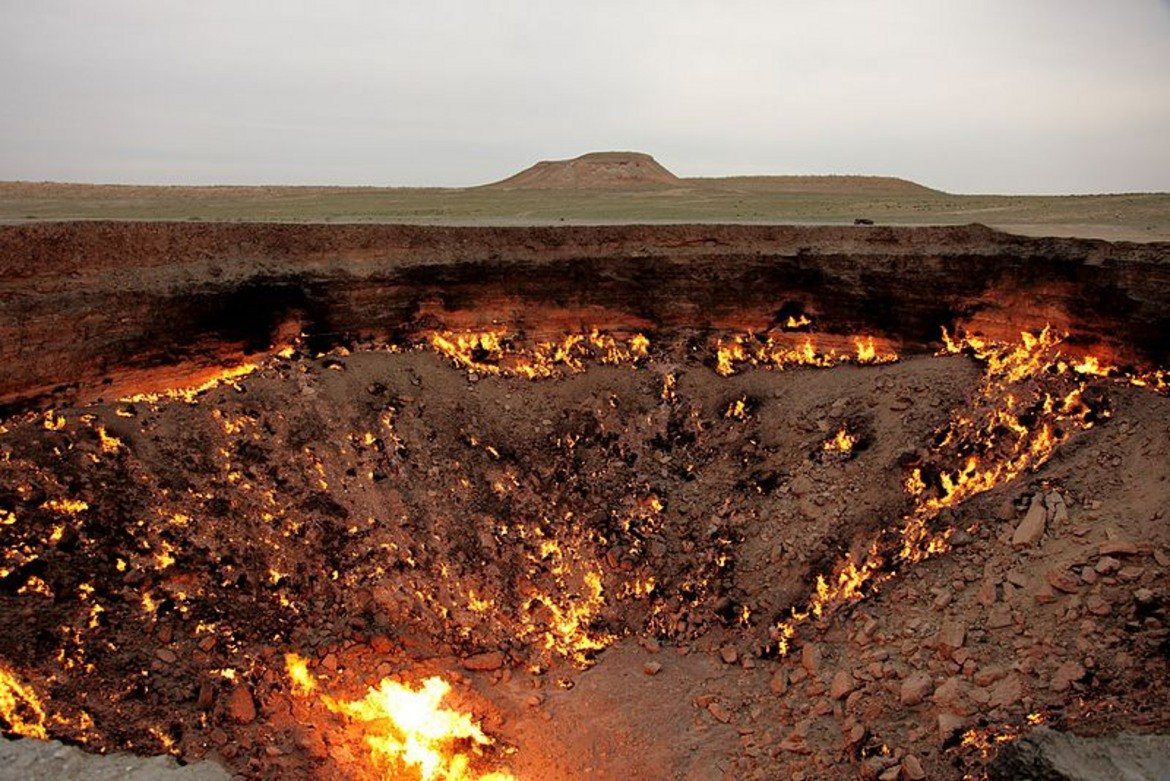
[989,727,1170,781]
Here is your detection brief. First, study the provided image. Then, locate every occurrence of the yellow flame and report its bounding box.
[775,326,1123,654]
[783,314,811,329]
[724,398,748,420]
[715,331,897,376]
[823,427,856,453]
[120,363,259,405]
[284,656,513,781]
[40,498,88,515]
[430,329,648,380]
[285,653,316,696]
[0,665,48,739]
[95,425,122,453]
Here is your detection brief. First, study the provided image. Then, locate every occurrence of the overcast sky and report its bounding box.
[1,1,1167,193]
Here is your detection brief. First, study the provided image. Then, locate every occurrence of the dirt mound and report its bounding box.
[486,151,682,189]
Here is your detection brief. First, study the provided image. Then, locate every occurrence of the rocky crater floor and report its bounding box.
[0,223,1167,780]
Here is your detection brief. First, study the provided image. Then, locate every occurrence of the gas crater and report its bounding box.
[1,222,1169,780]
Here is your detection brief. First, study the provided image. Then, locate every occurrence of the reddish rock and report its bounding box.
[295,728,329,760]
[1085,594,1112,617]
[720,646,739,665]
[936,621,966,652]
[707,701,732,724]
[643,661,662,676]
[801,643,821,675]
[900,673,933,706]
[986,604,1014,629]
[227,685,256,724]
[932,677,968,714]
[977,579,998,606]
[154,648,178,664]
[1046,569,1080,594]
[1033,580,1057,604]
[1118,565,1145,581]
[1095,556,1121,575]
[1099,540,1138,556]
[197,682,214,711]
[987,675,1023,709]
[901,754,927,780]
[1006,570,1029,588]
[769,669,788,695]
[462,651,505,671]
[937,712,966,743]
[778,731,811,754]
[1012,496,1047,547]
[829,670,855,700]
[1051,660,1085,693]
[973,666,1006,687]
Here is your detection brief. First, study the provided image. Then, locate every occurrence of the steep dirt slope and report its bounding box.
[1,222,1167,413]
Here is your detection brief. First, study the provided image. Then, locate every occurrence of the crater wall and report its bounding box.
[1,222,1166,407]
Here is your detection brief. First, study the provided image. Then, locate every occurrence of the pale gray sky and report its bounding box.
[1,1,1167,193]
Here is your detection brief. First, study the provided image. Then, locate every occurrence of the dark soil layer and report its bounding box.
[1,222,1167,411]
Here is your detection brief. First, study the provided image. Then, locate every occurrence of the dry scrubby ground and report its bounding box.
[0,337,1168,780]
[1,181,1168,242]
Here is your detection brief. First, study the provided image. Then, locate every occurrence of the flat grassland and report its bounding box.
[1,177,1167,241]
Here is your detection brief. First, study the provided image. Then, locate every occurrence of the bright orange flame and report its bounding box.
[724,397,748,420]
[714,331,897,376]
[120,363,259,404]
[823,427,856,453]
[284,656,514,781]
[429,329,648,379]
[94,425,122,453]
[775,325,1125,655]
[285,653,316,697]
[0,665,48,739]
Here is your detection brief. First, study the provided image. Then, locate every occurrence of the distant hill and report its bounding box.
[486,152,683,190]
[485,152,941,194]
[687,175,943,195]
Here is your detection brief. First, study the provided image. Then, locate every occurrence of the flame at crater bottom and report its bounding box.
[285,654,515,781]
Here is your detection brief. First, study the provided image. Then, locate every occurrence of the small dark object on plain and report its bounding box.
[854,218,875,225]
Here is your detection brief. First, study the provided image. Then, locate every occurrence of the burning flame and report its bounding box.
[783,314,811,330]
[714,330,897,377]
[429,329,648,380]
[0,665,47,739]
[120,363,259,405]
[284,655,514,781]
[822,427,856,453]
[961,713,1045,758]
[773,326,1123,655]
